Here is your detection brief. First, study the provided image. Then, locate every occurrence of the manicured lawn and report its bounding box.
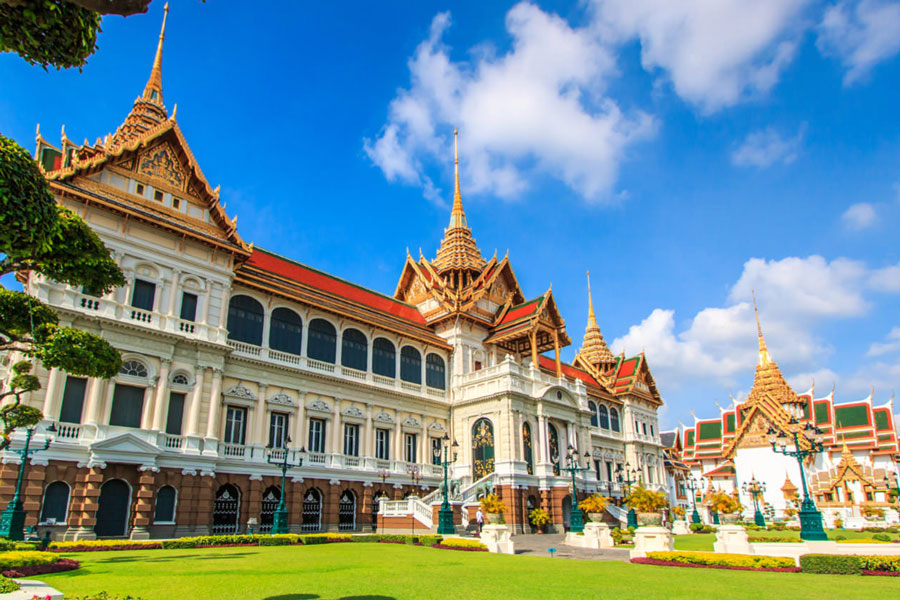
[36,544,897,600]
[674,528,900,552]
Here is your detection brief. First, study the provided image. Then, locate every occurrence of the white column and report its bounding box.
[538,415,549,464]
[394,419,402,462]
[83,378,106,425]
[335,328,343,367]
[217,286,231,329]
[102,379,117,424]
[151,359,172,430]
[364,405,374,458]
[198,284,211,325]
[166,270,181,317]
[294,392,306,448]
[140,381,157,429]
[41,368,63,419]
[333,400,343,454]
[151,277,164,313]
[186,367,207,436]
[205,369,224,439]
[417,415,425,464]
[255,383,269,445]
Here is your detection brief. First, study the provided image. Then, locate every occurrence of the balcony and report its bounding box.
[454,357,583,404]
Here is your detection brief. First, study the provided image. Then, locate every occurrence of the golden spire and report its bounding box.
[577,270,615,368]
[752,291,771,366]
[142,2,169,105]
[745,291,804,410]
[449,128,467,229]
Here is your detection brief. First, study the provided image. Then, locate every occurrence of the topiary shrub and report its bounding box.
[0,577,20,593]
[800,554,863,575]
[873,533,892,542]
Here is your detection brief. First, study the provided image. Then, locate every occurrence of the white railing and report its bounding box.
[227,340,262,356]
[426,387,445,398]
[401,381,421,393]
[307,452,327,465]
[162,434,184,450]
[343,456,360,468]
[269,349,302,366]
[55,424,81,440]
[269,448,287,461]
[379,498,433,529]
[373,374,395,386]
[307,358,336,373]
[341,366,366,381]
[411,497,433,528]
[221,443,246,458]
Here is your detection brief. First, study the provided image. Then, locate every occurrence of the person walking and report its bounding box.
[476,507,484,536]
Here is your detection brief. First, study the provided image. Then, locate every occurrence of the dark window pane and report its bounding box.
[180,292,198,322]
[598,405,609,429]
[268,413,289,449]
[224,407,246,445]
[40,481,70,523]
[372,338,395,378]
[425,354,445,390]
[165,392,185,435]
[308,319,336,363]
[131,280,156,311]
[400,346,421,384]
[589,402,599,427]
[154,485,176,522]
[110,384,144,428]
[59,376,87,424]
[226,295,264,345]
[269,308,303,355]
[341,329,367,371]
[610,408,620,432]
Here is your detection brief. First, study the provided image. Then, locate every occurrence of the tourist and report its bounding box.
[476,507,484,535]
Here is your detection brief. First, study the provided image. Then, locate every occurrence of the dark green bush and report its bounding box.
[0,577,20,593]
[872,533,891,542]
[799,554,863,575]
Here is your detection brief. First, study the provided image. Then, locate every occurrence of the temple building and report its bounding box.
[664,304,900,528]
[0,7,667,539]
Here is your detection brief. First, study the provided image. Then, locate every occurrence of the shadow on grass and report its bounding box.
[262,595,319,600]
[94,552,253,564]
[337,597,397,600]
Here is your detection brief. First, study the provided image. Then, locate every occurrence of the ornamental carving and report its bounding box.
[428,421,446,432]
[224,384,256,400]
[308,399,332,413]
[342,406,364,419]
[403,416,421,428]
[139,143,186,189]
[267,392,296,407]
[374,410,394,423]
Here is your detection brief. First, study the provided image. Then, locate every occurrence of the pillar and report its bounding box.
[186,367,207,436]
[41,368,63,420]
[83,378,106,425]
[166,269,181,317]
[255,384,268,446]
[364,405,373,458]
[205,369,224,439]
[294,392,306,450]
[131,467,157,539]
[333,400,342,455]
[151,359,172,431]
[67,466,103,540]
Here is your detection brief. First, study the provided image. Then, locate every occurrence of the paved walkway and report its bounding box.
[510,533,632,562]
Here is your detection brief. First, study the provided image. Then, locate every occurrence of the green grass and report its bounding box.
[674,528,899,552]
[35,544,898,600]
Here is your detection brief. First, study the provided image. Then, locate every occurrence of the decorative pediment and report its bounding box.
[267,392,296,407]
[308,398,332,413]
[90,432,161,464]
[342,406,365,419]
[403,416,422,429]
[374,410,394,423]
[224,384,256,400]
[428,421,446,432]
[138,142,186,190]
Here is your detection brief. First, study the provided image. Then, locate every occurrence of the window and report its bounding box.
[120,360,149,378]
[269,308,303,355]
[269,413,289,449]
[171,373,189,385]
[610,407,621,432]
[588,401,599,427]
[135,182,145,195]
[635,419,640,434]
[642,422,648,435]
[343,423,359,456]
[224,406,247,445]
[154,485,176,523]
[109,384,144,428]
[131,279,156,311]
[375,429,390,460]
[650,425,655,438]
[226,295,264,346]
[59,376,87,424]
[404,433,417,463]
[598,405,609,429]
[308,319,337,363]
[180,292,198,322]
[431,437,442,466]
[372,338,395,378]
[594,459,602,480]
[400,346,421,384]
[341,329,367,371]
[308,418,326,453]
[425,354,445,390]
[474,361,482,371]
[605,461,613,482]
[165,392,185,435]
[40,482,70,524]
[154,190,164,202]
[172,197,181,210]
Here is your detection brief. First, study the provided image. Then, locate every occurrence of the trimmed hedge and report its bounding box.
[748,536,803,543]
[633,557,800,573]
[1,557,79,578]
[800,554,900,575]
[52,540,162,552]
[0,550,58,569]
[646,551,795,569]
[436,538,487,550]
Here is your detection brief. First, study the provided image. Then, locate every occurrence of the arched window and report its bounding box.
[609,407,620,432]
[372,338,395,378]
[400,346,421,384]
[302,488,322,532]
[548,423,560,476]
[213,484,241,535]
[588,401,599,427]
[425,354,445,390]
[307,319,337,363]
[471,418,495,479]
[260,485,281,533]
[269,308,302,355]
[154,485,177,523]
[227,295,264,346]
[341,329,368,371]
[120,360,148,378]
[598,404,610,429]
[522,422,533,475]
[171,373,190,386]
[338,490,356,531]
[40,481,70,524]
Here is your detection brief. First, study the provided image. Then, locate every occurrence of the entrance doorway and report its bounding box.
[338,490,356,531]
[213,484,240,534]
[95,479,131,537]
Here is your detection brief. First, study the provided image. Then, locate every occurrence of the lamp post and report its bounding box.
[742,476,767,527]
[562,446,590,533]
[434,434,458,535]
[685,476,705,525]
[265,438,304,535]
[616,462,639,529]
[0,423,56,541]
[767,419,827,541]
[406,463,422,535]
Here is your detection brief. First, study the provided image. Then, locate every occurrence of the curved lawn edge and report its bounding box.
[2,558,81,578]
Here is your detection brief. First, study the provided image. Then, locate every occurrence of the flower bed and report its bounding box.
[632,556,800,573]
[0,551,59,570]
[52,540,162,552]
[644,551,796,570]
[748,536,802,543]
[1,557,79,578]
[800,553,900,575]
[434,538,488,552]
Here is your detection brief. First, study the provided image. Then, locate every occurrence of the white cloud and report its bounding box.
[787,368,839,392]
[731,125,805,167]
[591,0,811,113]
[841,202,878,230]
[364,4,655,204]
[817,0,900,84]
[868,261,900,292]
[868,326,900,356]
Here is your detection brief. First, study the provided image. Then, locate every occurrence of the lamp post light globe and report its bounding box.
[742,476,767,527]
[685,476,705,525]
[616,462,639,529]
[767,421,827,541]
[0,423,56,541]
[265,437,304,535]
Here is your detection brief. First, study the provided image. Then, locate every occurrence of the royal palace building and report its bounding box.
[0,8,667,540]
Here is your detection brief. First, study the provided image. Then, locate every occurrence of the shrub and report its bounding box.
[671,506,686,518]
[578,494,609,514]
[834,518,844,529]
[259,534,301,546]
[646,551,795,569]
[800,554,863,574]
[51,540,162,552]
[624,485,668,513]
[861,555,900,573]
[706,491,742,515]
[528,508,550,528]
[873,533,892,542]
[436,538,487,550]
[0,577,19,593]
[65,594,147,600]
[1,556,78,578]
[0,551,58,569]
[479,493,507,514]
[837,538,892,544]
[690,523,714,533]
[861,507,885,520]
[0,541,14,552]
[748,536,802,543]
[834,534,847,541]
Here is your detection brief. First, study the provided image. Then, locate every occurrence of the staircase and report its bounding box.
[605,503,628,528]
[379,497,434,529]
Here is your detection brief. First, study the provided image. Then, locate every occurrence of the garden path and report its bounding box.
[510,534,631,562]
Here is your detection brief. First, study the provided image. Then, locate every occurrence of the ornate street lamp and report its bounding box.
[406,463,423,535]
[767,419,827,541]
[0,423,56,541]
[434,434,458,535]
[265,438,304,535]
[684,476,705,525]
[616,462,639,529]
[742,476,767,527]
[562,445,590,533]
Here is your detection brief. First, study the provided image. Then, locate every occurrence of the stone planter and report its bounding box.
[587,512,605,523]
[486,512,504,524]
[637,512,663,526]
[720,513,741,524]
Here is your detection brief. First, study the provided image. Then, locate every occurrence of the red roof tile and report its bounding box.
[537,355,602,388]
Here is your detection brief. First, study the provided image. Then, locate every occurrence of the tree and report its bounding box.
[0,133,124,450]
[0,0,152,70]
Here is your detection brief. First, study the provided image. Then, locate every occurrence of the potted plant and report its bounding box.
[479,493,508,524]
[624,484,668,526]
[528,507,550,533]
[577,493,609,522]
[708,491,742,524]
[671,506,686,520]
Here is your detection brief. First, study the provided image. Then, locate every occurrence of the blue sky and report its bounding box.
[2,1,899,429]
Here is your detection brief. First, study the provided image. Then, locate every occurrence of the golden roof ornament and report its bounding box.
[576,270,615,368]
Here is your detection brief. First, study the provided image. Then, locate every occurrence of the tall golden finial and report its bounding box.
[587,270,598,327]
[142,2,169,105]
[449,128,467,229]
[752,290,771,366]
